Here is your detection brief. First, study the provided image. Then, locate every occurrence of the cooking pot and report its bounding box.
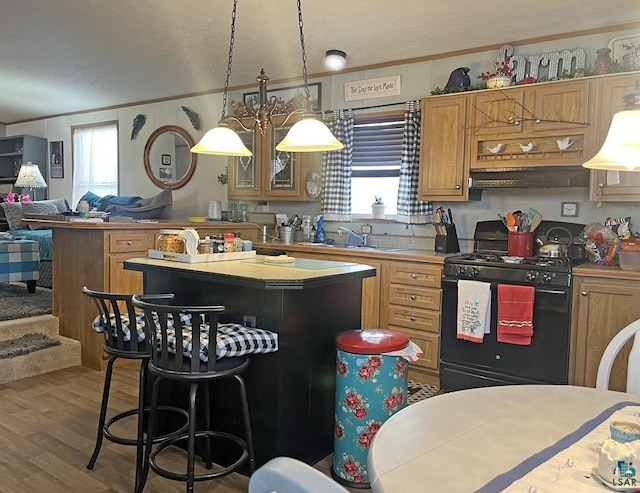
[536,239,569,258]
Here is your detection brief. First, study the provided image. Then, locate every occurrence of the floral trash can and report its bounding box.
[332,329,410,488]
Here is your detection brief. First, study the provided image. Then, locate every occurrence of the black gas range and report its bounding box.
[444,220,586,287]
[443,253,583,288]
[439,220,586,391]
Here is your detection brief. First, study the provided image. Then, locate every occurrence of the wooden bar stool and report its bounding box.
[132,295,278,493]
[83,287,188,490]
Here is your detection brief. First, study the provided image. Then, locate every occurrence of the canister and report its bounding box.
[156,230,186,253]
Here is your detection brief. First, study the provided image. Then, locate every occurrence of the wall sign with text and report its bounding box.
[344,75,401,101]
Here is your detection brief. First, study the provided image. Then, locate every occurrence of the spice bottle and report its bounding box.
[223,232,235,252]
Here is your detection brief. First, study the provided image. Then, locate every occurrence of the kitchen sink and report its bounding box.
[348,246,410,252]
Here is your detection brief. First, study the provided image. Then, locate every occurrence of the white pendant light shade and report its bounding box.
[190,123,252,157]
[276,115,344,152]
[582,110,640,171]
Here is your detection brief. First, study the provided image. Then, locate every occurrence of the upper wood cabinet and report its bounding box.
[588,71,640,204]
[418,94,470,201]
[470,79,593,170]
[228,115,321,201]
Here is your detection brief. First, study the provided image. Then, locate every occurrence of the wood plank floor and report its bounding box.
[0,363,367,493]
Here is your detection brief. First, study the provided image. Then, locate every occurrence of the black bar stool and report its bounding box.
[131,294,256,493]
[83,287,188,490]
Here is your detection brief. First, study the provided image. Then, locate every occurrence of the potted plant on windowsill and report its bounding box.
[478,57,514,89]
[371,196,386,219]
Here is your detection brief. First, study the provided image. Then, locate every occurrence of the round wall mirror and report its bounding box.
[143,125,197,190]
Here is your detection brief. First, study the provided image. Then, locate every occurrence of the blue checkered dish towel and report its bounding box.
[92,314,278,361]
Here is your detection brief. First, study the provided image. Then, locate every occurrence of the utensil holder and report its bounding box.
[435,224,460,253]
[507,231,534,257]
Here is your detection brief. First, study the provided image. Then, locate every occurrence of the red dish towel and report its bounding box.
[497,284,535,345]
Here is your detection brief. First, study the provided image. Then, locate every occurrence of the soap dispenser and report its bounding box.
[315,215,326,243]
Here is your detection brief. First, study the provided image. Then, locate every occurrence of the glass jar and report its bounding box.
[223,232,235,252]
[213,235,224,253]
[156,229,186,253]
[302,215,312,242]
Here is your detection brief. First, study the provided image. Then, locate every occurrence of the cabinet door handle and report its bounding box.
[411,273,418,279]
[410,295,417,301]
[581,291,588,296]
[410,316,416,322]
[455,185,461,189]
[127,241,133,245]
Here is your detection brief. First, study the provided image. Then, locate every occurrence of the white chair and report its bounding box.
[248,457,350,493]
[596,319,640,394]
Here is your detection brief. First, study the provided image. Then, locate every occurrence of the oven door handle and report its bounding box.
[443,278,566,296]
[535,288,567,295]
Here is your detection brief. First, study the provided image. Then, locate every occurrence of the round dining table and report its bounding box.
[367,385,640,493]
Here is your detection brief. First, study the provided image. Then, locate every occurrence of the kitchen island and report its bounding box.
[124,255,376,468]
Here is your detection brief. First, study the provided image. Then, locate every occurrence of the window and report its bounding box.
[350,114,404,215]
[72,122,118,206]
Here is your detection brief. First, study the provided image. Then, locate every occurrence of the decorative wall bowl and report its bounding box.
[486,76,512,89]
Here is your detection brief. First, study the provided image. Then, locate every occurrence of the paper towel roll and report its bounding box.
[208,200,222,220]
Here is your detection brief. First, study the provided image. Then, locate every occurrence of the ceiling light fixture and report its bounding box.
[191,0,343,157]
[582,81,640,171]
[324,49,347,71]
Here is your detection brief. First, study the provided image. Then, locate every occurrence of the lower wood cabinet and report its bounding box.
[49,223,259,370]
[381,262,442,386]
[289,249,443,386]
[571,274,640,392]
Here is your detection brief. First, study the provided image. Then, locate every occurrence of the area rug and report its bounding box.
[407,380,440,404]
[0,283,52,321]
[0,333,60,359]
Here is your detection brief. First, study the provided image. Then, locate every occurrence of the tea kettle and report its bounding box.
[536,238,569,258]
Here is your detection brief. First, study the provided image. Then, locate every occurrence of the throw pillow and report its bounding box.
[0,202,24,230]
[77,191,103,210]
[22,202,60,215]
[37,198,70,213]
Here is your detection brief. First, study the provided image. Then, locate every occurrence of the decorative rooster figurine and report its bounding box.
[519,142,534,153]
[488,143,504,154]
[556,137,574,150]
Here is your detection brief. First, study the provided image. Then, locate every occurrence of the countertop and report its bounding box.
[573,262,640,281]
[252,241,448,263]
[124,254,377,290]
[23,218,259,230]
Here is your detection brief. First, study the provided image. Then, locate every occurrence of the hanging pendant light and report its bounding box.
[582,81,640,171]
[191,0,251,157]
[276,0,344,153]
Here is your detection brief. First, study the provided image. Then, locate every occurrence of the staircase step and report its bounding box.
[0,315,60,342]
[0,315,82,385]
[0,335,81,385]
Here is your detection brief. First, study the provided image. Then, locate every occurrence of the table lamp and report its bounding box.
[15,162,48,200]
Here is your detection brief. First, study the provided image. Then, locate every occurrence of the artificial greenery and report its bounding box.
[217,165,228,185]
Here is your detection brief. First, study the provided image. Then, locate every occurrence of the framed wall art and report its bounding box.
[161,154,171,165]
[50,141,64,178]
[242,82,321,116]
[158,167,172,181]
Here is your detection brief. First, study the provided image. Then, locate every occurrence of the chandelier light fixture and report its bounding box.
[582,81,640,171]
[191,0,343,157]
